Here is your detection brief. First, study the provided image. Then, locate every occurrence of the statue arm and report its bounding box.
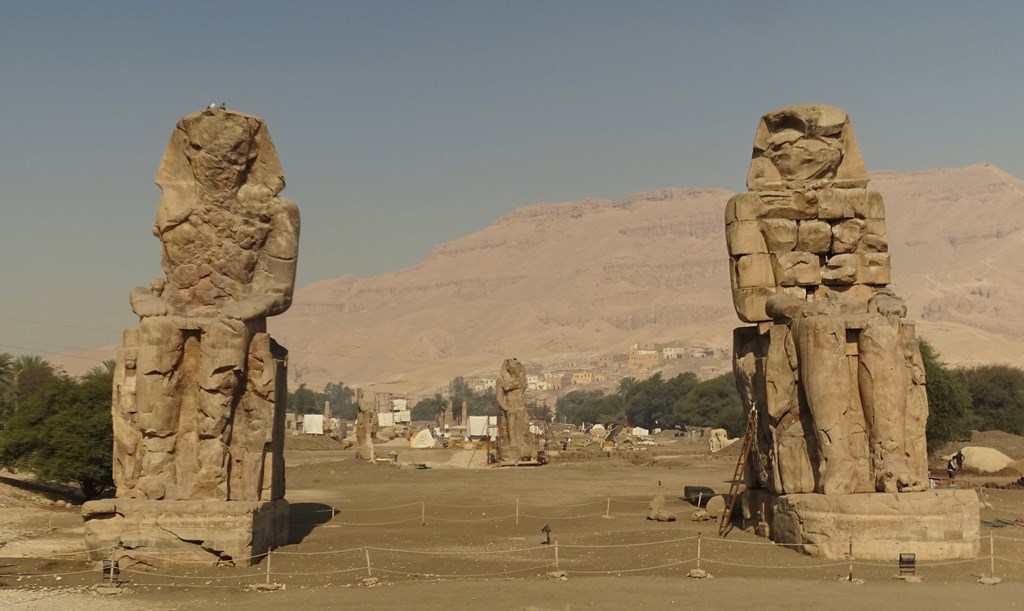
[220,199,300,321]
[130,283,167,318]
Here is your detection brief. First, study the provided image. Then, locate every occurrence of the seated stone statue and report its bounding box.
[728,105,928,496]
[113,108,299,502]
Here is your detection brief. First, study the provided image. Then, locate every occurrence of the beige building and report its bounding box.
[571,371,594,385]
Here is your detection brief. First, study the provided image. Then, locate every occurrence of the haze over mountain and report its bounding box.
[271,163,1024,395]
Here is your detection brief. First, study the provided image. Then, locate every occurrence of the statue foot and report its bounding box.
[877,456,928,492]
[820,458,861,494]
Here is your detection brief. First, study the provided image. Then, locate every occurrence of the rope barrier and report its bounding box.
[994,555,1024,565]
[851,557,988,568]
[373,564,553,579]
[559,536,697,549]
[519,512,606,520]
[368,545,549,556]
[519,500,602,509]
[269,566,366,576]
[333,517,422,526]
[701,558,849,569]
[566,559,697,575]
[119,567,263,580]
[431,501,511,509]
[273,546,365,556]
[334,502,422,512]
[428,514,517,523]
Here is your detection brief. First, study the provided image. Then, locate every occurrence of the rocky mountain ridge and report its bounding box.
[271,164,1024,394]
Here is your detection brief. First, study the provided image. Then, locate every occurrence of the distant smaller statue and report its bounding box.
[355,388,377,461]
[496,358,531,462]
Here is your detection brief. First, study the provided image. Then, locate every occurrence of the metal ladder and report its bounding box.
[718,405,757,537]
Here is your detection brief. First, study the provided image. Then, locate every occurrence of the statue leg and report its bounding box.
[859,316,927,492]
[193,317,253,499]
[133,317,185,500]
[794,316,860,494]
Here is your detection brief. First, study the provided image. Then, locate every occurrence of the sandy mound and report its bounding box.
[958,446,1016,473]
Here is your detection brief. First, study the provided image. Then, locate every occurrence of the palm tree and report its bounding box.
[11,354,57,403]
[0,352,13,398]
[83,360,117,381]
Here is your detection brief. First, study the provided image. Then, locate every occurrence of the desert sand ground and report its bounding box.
[2,434,1024,610]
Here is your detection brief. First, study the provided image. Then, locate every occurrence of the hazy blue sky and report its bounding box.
[2,1,1023,363]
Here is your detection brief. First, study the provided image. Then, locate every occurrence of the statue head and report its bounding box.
[154,108,286,232]
[746,104,867,191]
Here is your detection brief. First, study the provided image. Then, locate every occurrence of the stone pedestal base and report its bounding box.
[740,488,979,560]
[82,498,289,567]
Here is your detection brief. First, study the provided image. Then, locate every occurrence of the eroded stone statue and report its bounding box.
[355,388,377,461]
[729,104,926,495]
[84,107,297,565]
[728,105,978,560]
[496,358,531,461]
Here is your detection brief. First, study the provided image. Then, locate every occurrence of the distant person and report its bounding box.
[947,450,964,482]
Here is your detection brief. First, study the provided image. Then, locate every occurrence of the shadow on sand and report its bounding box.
[286,502,335,545]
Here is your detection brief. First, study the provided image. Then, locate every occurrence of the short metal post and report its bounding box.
[990,531,995,577]
[554,540,559,570]
[265,549,271,585]
[365,545,373,577]
[516,497,520,526]
[421,500,426,526]
[848,537,853,582]
[605,497,611,518]
[697,532,702,571]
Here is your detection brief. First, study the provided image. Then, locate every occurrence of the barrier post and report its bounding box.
[516,497,520,526]
[265,549,271,585]
[990,531,995,577]
[365,545,373,577]
[421,501,426,526]
[697,532,702,571]
[554,540,560,570]
[605,497,611,518]
[48,514,52,531]
[847,537,853,582]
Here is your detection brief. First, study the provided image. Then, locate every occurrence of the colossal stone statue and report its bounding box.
[355,388,377,461]
[83,107,297,566]
[728,105,978,560]
[496,357,531,462]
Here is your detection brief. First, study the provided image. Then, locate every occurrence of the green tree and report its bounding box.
[674,373,745,436]
[322,381,356,419]
[0,353,13,426]
[622,372,698,429]
[954,363,1024,436]
[411,393,446,421]
[12,354,59,405]
[288,383,321,415]
[0,366,113,499]
[920,340,974,453]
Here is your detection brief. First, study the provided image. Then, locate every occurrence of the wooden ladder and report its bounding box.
[718,406,757,537]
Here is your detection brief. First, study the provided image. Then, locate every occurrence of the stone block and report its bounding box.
[760,219,798,252]
[772,251,821,286]
[731,254,776,289]
[726,221,768,255]
[732,286,776,323]
[851,190,886,219]
[832,218,866,254]
[739,489,980,561]
[823,253,859,284]
[82,498,289,567]
[725,193,765,223]
[796,220,832,253]
[761,192,818,220]
[858,253,891,284]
